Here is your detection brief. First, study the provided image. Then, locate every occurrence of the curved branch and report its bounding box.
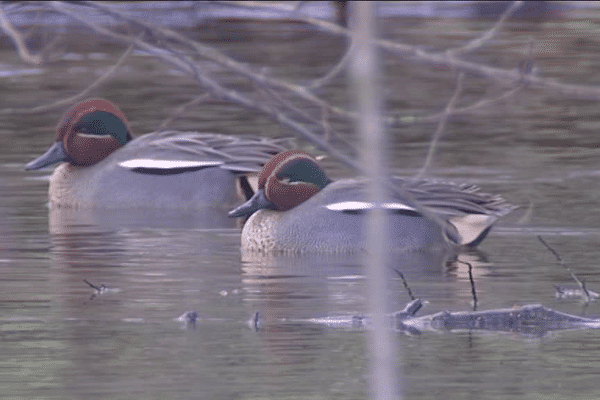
[48,1,363,172]
[416,72,465,179]
[0,39,136,115]
[0,5,42,65]
[222,0,600,100]
[447,1,524,56]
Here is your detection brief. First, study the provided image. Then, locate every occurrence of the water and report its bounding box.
[3,3,600,399]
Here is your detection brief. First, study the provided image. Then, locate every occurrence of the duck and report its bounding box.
[25,98,287,209]
[229,150,515,253]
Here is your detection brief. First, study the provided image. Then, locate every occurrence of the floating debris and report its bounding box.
[247,311,260,331]
[83,279,119,300]
[175,311,199,328]
[305,301,600,338]
[555,286,600,301]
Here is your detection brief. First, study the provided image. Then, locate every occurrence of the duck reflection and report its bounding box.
[48,206,242,235]
[238,248,492,369]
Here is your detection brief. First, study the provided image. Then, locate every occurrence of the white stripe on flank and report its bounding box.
[118,159,223,169]
[325,201,416,212]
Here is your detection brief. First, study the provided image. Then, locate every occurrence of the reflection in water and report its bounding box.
[48,206,243,234]
[42,221,252,398]
[238,247,495,381]
[239,248,492,320]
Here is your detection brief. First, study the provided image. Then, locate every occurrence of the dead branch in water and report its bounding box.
[538,236,598,303]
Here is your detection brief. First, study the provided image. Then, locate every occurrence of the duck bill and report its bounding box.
[228,188,276,218]
[25,141,68,170]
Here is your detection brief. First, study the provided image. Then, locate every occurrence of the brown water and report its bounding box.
[3,5,600,399]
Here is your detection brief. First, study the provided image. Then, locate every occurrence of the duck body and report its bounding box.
[25,99,286,209]
[240,178,451,253]
[230,151,515,253]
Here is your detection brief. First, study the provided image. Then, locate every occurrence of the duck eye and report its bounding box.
[75,124,90,133]
[72,111,131,146]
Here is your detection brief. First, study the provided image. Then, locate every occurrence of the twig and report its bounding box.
[447,1,523,56]
[218,1,349,34]
[538,235,591,302]
[415,72,465,179]
[0,5,42,65]
[392,269,415,301]
[0,38,136,115]
[83,279,107,300]
[387,73,468,243]
[221,0,600,100]
[83,279,103,291]
[458,260,478,311]
[158,93,212,131]
[403,33,534,127]
[48,1,365,173]
[407,81,522,126]
[308,42,355,90]
[83,1,352,118]
[252,311,259,330]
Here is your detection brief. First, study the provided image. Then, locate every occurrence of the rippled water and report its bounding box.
[3,3,600,399]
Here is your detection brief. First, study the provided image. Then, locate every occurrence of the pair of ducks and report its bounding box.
[26,98,514,253]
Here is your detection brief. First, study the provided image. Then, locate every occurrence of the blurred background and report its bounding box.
[3,1,600,399]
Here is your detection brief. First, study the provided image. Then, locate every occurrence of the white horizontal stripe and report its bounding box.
[326,201,416,212]
[119,159,223,169]
[76,133,113,139]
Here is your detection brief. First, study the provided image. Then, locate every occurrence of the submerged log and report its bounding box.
[306,301,600,337]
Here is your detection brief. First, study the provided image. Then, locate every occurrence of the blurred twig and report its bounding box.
[308,41,356,90]
[351,3,400,399]
[0,6,42,65]
[222,0,600,100]
[458,260,478,311]
[47,1,364,172]
[538,235,591,303]
[0,38,136,115]
[392,269,416,301]
[416,72,465,179]
[158,93,212,131]
[447,1,523,56]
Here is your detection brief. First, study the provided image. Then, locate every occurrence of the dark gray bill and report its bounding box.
[228,188,276,218]
[25,141,68,170]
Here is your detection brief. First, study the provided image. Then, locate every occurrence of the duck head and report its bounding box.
[229,150,331,218]
[25,98,133,170]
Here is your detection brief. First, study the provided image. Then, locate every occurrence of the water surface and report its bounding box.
[3,4,600,399]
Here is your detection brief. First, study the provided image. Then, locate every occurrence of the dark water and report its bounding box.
[3,4,600,399]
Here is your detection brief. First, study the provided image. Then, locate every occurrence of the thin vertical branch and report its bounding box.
[415,72,464,179]
[350,3,401,399]
[538,236,591,302]
[393,269,416,301]
[458,260,478,311]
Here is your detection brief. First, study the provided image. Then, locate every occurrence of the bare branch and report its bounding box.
[458,260,478,311]
[308,41,355,90]
[0,39,136,115]
[0,5,42,65]
[392,269,416,301]
[84,1,352,117]
[538,236,591,303]
[222,0,600,100]
[158,93,212,131]
[447,1,524,56]
[47,1,364,172]
[416,72,465,179]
